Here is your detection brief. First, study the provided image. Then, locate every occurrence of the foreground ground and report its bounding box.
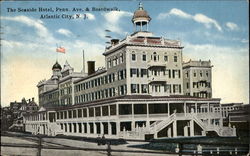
[1,132,249,156]
[1,132,177,156]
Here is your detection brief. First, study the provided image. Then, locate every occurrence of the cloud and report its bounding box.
[169,8,192,19]
[193,14,222,31]
[102,11,133,35]
[86,13,95,20]
[241,39,249,43]
[1,15,55,43]
[57,28,73,37]
[103,11,133,24]
[226,22,239,31]
[157,8,222,31]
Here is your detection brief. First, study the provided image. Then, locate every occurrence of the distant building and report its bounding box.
[10,98,27,118]
[183,60,212,98]
[8,98,39,131]
[227,104,250,137]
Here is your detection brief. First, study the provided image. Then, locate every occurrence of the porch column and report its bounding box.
[93,122,97,134]
[167,103,170,116]
[195,102,198,114]
[76,123,79,133]
[173,120,177,137]
[146,103,150,129]
[116,104,119,116]
[100,122,104,135]
[108,122,112,135]
[184,102,187,116]
[132,103,135,131]
[116,122,120,135]
[100,107,103,117]
[82,123,85,133]
[167,126,172,137]
[184,126,188,137]
[108,105,111,116]
[87,122,90,134]
[190,119,194,136]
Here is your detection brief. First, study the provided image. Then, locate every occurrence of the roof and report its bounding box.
[52,61,62,70]
[74,69,107,84]
[132,2,151,24]
[61,60,73,72]
[103,35,182,56]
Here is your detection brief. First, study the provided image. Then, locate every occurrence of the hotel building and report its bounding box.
[24,3,236,139]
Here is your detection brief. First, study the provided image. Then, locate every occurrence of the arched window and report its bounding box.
[120,53,124,63]
[153,52,157,61]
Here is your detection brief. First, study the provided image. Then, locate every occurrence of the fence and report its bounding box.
[1,132,249,156]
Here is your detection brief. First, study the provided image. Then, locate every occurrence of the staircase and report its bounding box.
[47,122,64,136]
[145,113,177,135]
[192,114,236,137]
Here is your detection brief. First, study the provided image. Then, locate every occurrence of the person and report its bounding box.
[101,134,106,145]
[97,134,101,146]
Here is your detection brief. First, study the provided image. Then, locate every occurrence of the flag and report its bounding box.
[56,47,66,53]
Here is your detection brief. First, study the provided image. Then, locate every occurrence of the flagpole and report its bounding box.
[56,44,58,62]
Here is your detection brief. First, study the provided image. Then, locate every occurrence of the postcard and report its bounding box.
[1,0,249,156]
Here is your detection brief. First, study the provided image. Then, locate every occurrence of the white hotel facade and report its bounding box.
[24,3,236,139]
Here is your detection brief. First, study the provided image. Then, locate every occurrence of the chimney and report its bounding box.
[82,50,85,74]
[87,61,95,75]
[28,99,31,103]
[111,39,119,46]
[32,97,34,102]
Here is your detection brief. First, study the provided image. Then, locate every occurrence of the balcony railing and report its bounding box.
[147,61,166,68]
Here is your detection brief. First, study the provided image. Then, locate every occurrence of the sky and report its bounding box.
[0,0,249,106]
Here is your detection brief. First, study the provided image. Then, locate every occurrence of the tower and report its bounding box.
[132,2,151,32]
[51,61,62,80]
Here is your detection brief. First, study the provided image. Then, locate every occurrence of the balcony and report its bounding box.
[148,76,167,84]
[147,61,166,69]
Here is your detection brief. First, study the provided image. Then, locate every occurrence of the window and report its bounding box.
[187,83,189,89]
[206,72,209,77]
[164,84,171,93]
[164,55,168,62]
[131,84,139,93]
[141,84,148,93]
[186,72,189,78]
[141,69,147,77]
[119,85,125,95]
[193,82,198,88]
[120,53,124,63]
[130,68,137,77]
[132,53,136,61]
[142,54,146,61]
[200,72,203,77]
[153,52,157,61]
[172,70,180,78]
[108,59,111,68]
[118,70,125,80]
[194,72,196,77]
[173,84,180,93]
[174,56,178,62]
